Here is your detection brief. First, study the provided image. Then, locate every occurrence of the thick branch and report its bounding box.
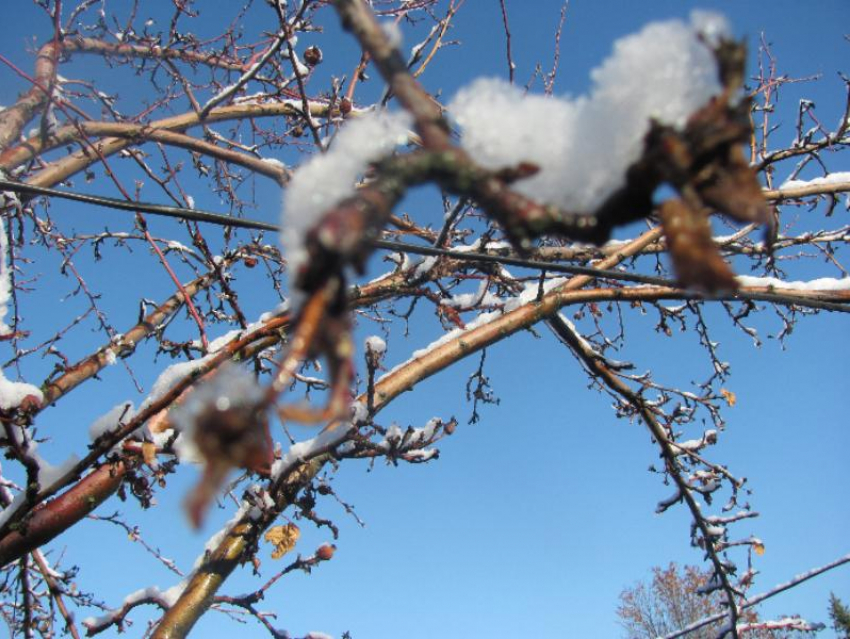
[1,102,330,183]
[0,461,127,567]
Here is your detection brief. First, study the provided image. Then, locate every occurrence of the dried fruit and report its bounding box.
[303,46,322,67]
[339,97,352,117]
[316,543,336,561]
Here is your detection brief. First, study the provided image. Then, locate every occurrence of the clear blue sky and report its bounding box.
[0,1,847,637]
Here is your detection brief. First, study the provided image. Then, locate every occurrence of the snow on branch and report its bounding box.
[449,12,728,213]
[282,110,412,292]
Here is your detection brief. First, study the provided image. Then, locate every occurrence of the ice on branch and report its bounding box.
[282,111,412,289]
[449,12,728,213]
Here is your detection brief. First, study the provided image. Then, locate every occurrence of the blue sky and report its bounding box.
[0,1,848,637]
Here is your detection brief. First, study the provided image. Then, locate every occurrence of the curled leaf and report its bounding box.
[141,441,158,468]
[660,198,737,292]
[265,523,300,559]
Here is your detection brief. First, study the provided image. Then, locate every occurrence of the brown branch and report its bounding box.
[1,101,331,183]
[138,222,850,637]
[764,179,850,200]
[61,35,245,71]
[333,0,453,151]
[149,457,328,639]
[31,549,82,639]
[0,263,424,543]
[142,226,663,638]
[40,265,219,409]
[0,43,62,151]
[0,461,127,567]
[545,314,742,632]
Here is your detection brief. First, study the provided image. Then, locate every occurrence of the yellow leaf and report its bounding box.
[753,541,765,556]
[265,523,300,559]
[142,441,158,468]
[720,388,736,407]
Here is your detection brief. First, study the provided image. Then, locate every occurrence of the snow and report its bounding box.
[674,429,717,455]
[141,358,210,411]
[36,459,80,492]
[261,157,287,169]
[205,328,242,354]
[449,12,725,213]
[271,424,353,481]
[736,275,850,291]
[689,10,731,46]
[81,584,185,632]
[370,416,445,458]
[364,335,387,355]
[281,110,412,297]
[351,400,369,425]
[258,300,291,323]
[443,280,502,309]
[0,215,12,337]
[0,375,42,411]
[780,171,850,190]
[382,21,403,49]
[409,256,438,280]
[379,275,572,382]
[0,492,25,529]
[89,401,136,442]
[0,208,43,421]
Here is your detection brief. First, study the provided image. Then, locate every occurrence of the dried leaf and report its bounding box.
[184,400,273,528]
[720,388,737,407]
[696,147,769,225]
[265,523,300,559]
[141,441,158,468]
[659,198,737,292]
[753,541,765,556]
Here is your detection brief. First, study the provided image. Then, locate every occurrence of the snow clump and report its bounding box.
[448,11,729,214]
[281,110,412,295]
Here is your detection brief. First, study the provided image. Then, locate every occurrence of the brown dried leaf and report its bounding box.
[141,441,158,468]
[265,523,300,559]
[659,198,737,292]
[695,145,769,225]
[185,401,273,528]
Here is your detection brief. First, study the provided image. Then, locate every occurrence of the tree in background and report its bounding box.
[0,1,846,637]
[830,594,850,639]
[619,563,726,639]
[618,564,813,639]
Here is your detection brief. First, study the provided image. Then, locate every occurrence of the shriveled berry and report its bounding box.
[316,544,336,560]
[303,46,322,67]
